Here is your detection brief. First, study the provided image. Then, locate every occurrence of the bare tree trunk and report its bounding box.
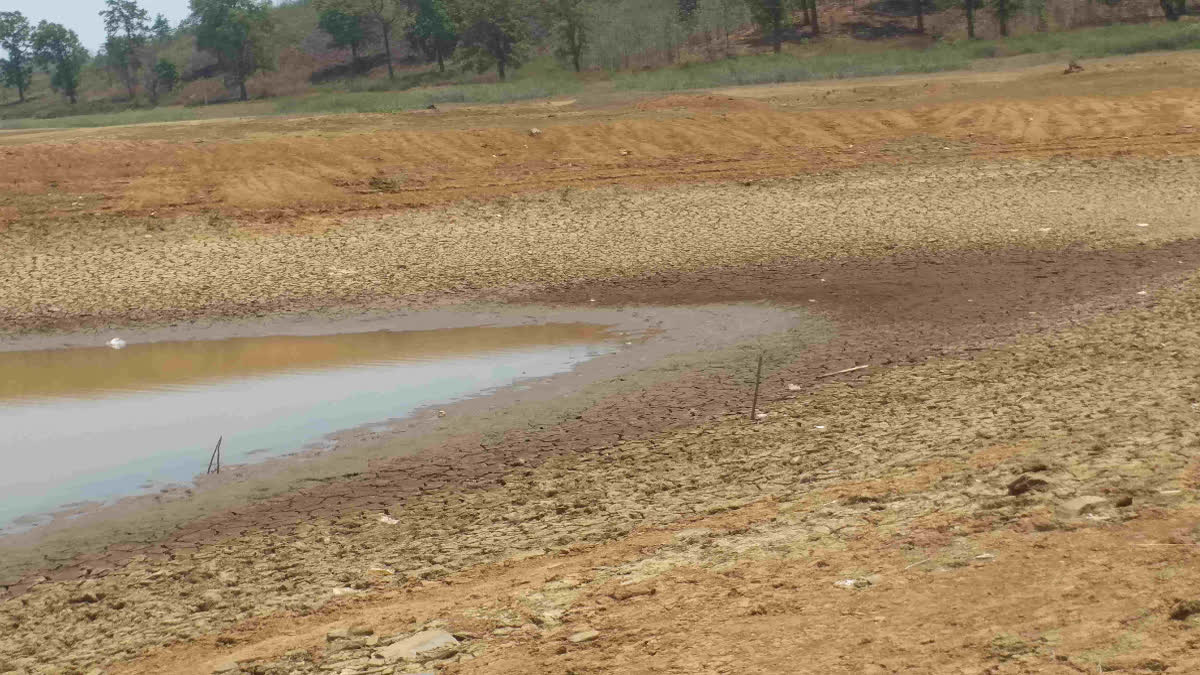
[382,25,394,79]
[965,0,976,38]
[810,0,821,34]
[772,8,782,53]
[239,79,247,101]
[916,0,925,32]
[497,57,506,81]
[437,49,445,72]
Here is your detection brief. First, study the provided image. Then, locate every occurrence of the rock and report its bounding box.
[211,661,240,674]
[1170,600,1200,620]
[568,629,600,643]
[70,592,100,604]
[376,629,459,662]
[609,582,655,601]
[1057,496,1107,519]
[1007,475,1049,496]
[195,589,223,611]
[1115,495,1134,507]
[349,624,374,636]
[529,128,542,137]
[217,571,238,587]
[327,628,352,641]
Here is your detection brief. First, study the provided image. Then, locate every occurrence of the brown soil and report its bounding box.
[4,51,1200,675]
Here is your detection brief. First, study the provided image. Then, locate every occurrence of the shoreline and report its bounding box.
[0,301,824,583]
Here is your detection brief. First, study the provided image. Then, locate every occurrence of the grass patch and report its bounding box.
[614,48,971,91]
[0,107,206,130]
[616,21,1200,91]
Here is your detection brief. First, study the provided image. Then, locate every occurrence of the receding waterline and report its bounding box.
[0,324,618,531]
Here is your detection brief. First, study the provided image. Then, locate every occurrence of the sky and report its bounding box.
[6,0,193,52]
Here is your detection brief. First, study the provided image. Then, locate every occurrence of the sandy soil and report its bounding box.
[3,50,1200,675]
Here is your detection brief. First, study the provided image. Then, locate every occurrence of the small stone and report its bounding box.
[327,628,352,641]
[211,662,240,674]
[568,629,600,643]
[1170,600,1200,620]
[349,624,374,636]
[609,582,655,601]
[1057,496,1107,518]
[70,592,100,604]
[1007,475,1049,496]
[1115,495,1133,507]
[218,571,238,587]
[376,629,458,662]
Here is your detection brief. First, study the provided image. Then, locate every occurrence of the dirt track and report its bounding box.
[4,51,1200,675]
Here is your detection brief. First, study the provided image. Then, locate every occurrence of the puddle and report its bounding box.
[0,323,617,531]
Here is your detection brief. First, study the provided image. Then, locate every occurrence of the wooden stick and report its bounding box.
[817,364,869,378]
[207,436,222,475]
[749,352,764,422]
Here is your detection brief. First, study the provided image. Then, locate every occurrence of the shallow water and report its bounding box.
[0,324,617,530]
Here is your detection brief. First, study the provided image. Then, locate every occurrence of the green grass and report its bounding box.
[614,48,972,91]
[616,21,1200,91]
[0,107,206,129]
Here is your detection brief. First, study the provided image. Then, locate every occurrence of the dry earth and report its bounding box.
[3,50,1200,675]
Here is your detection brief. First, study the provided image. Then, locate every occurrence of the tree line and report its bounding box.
[2,0,1191,107]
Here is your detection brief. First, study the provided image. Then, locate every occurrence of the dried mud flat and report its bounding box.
[4,52,1200,675]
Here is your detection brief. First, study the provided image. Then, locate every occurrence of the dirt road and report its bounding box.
[3,51,1200,675]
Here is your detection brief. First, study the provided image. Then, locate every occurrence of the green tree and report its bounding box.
[1160,0,1186,20]
[154,58,179,90]
[364,0,413,80]
[744,0,791,53]
[0,11,34,102]
[989,0,1019,36]
[547,0,587,73]
[189,0,274,101]
[31,21,88,104]
[100,0,150,101]
[151,13,173,41]
[318,8,367,70]
[409,0,457,73]
[455,0,529,80]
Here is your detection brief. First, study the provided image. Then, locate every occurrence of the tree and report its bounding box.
[964,0,976,38]
[319,8,368,70]
[143,57,178,103]
[455,0,529,81]
[547,0,587,72]
[409,0,457,73]
[151,13,173,41]
[744,0,790,53]
[31,22,88,104]
[989,0,1019,36]
[914,0,924,32]
[189,0,274,101]
[1160,0,1187,20]
[363,0,413,80]
[100,0,150,101]
[0,11,33,103]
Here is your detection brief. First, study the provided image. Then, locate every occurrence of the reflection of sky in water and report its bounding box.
[0,343,611,529]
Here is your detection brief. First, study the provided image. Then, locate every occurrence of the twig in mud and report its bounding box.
[750,352,764,422]
[903,558,932,571]
[207,436,222,475]
[818,364,869,378]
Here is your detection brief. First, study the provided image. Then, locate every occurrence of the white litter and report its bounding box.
[378,514,399,525]
[107,337,126,349]
[1137,291,1148,296]
[1136,223,1149,227]
[834,579,858,589]
[787,383,804,391]
[815,425,826,430]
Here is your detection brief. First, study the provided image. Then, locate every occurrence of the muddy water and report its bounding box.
[0,324,617,530]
